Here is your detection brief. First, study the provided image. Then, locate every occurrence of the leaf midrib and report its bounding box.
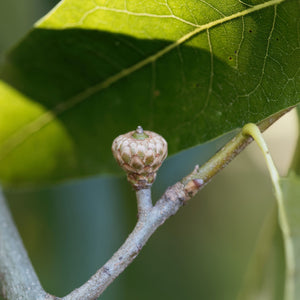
[0,0,286,161]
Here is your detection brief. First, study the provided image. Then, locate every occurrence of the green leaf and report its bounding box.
[0,0,299,185]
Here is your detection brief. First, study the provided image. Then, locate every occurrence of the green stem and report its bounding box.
[182,107,293,198]
[289,106,300,174]
[242,123,294,300]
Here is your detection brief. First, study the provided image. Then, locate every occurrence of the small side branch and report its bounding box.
[0,188,52,300]
[136,188,153,219]
[62,182,186,300]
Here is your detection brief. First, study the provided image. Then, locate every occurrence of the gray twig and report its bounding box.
[62,182,186,300]
[136,188,153,219]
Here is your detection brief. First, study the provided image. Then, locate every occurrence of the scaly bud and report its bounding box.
[112,126,168,190]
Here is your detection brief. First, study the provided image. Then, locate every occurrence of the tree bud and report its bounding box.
[112,126,168,189]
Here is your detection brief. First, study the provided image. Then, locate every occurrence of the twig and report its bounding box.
[0,188,55,300]
[62,106,292,300]
[62,182,186,300]
[63,183,186,300]
[136,188,153,219]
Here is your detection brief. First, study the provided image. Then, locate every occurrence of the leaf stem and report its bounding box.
[182,108,293,192]
[242,123,295,300]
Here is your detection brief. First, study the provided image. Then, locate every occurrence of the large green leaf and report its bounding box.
[0,0,299,185]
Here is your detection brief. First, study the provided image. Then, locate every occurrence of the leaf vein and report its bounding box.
[235,16,245,70]
[0,0,286,161]
[239,4,278,97]
[64,5,200,28]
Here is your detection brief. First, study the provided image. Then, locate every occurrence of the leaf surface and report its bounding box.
[0,0,299,185]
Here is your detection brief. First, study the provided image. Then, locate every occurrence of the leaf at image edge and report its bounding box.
[0,0,299,185]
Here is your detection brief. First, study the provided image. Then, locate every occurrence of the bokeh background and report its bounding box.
[0,1,298,299]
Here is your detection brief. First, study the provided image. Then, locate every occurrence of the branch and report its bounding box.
[0,107,292,300]
[62,106,293,300]
[62,182,185,300]
[0,188,55,300]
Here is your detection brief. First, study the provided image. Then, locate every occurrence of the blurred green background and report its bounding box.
[0,1,297,299]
